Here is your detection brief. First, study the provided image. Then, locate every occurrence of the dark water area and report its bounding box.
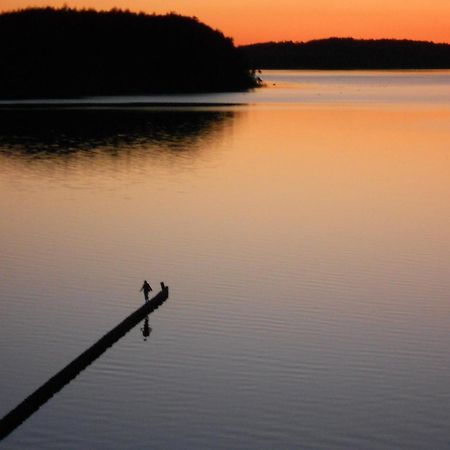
[0,108,233,155]
[1,72,450,449]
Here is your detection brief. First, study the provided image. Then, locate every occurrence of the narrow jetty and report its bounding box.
[0,282,169,441]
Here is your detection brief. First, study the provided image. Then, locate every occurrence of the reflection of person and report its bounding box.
[140,280,152,301]
[141,316,151,341]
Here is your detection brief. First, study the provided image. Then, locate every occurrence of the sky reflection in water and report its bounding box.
[1,74,450,449]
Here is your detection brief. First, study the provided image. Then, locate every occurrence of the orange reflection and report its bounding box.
[1,102,450,326]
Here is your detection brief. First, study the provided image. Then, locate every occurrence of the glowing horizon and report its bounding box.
[1,0,449,45]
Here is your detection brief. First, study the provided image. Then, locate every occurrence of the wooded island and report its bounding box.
[0,8,259,98]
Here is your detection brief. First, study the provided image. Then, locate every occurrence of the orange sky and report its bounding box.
[2,0,449,45]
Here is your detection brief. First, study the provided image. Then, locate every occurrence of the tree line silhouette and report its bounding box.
[240,38,450,69]
[0,7,259,98]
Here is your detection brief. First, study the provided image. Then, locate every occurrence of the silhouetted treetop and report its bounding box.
[0,7,259,98]
[240,38,450,69]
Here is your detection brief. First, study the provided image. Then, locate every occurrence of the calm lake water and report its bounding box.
[1,70,450,449]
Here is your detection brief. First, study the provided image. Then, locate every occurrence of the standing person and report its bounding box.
[140,280,152,302]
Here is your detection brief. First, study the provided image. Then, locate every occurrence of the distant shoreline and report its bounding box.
[240,38,450,70]
[1,68,449,107]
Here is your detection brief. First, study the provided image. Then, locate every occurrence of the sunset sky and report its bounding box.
[2,0,449,45]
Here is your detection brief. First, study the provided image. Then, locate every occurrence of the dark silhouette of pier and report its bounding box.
[0,282,169,441]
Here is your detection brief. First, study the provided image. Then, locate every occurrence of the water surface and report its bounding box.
[1,71,450,449]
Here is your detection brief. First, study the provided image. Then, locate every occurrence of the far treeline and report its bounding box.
[240,38,450,69]
[0,7,259,99]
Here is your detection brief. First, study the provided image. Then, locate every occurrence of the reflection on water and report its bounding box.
[141,316,152,341]
[0,108,234,156]
[1,73,450,450]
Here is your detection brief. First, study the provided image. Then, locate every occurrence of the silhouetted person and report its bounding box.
[140,280,152,301]
[141,316,152,341]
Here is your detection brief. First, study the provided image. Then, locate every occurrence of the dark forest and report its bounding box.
[0,7,259,98]
[240,38,450,69]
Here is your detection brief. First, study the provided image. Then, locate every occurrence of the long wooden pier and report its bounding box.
[0,282,169,441]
